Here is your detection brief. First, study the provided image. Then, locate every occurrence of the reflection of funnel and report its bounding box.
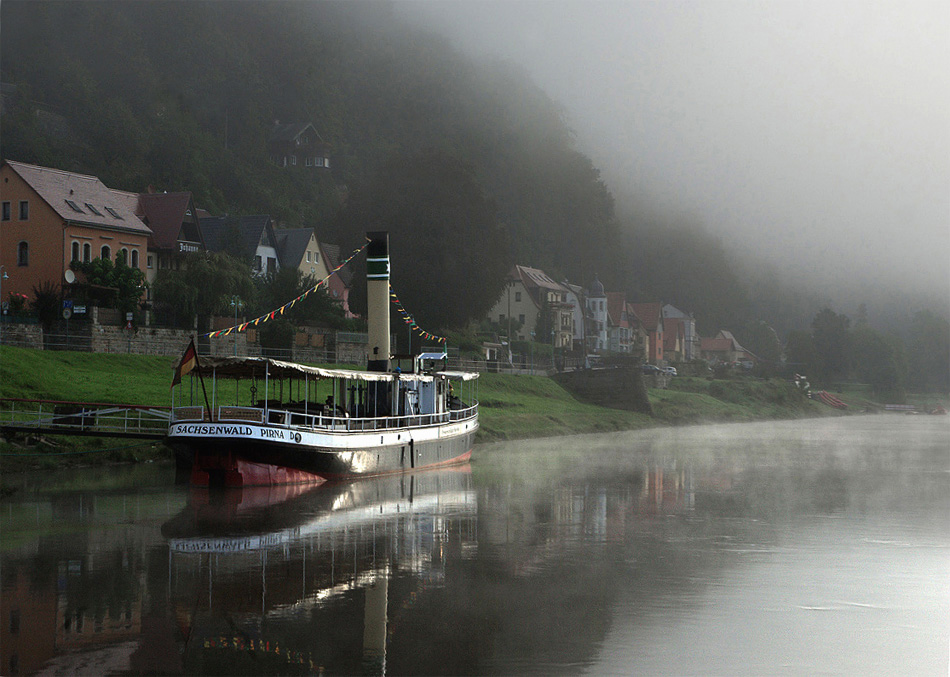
[362,564,389,675]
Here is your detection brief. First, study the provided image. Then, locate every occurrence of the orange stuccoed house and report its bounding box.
[0,160,152,300]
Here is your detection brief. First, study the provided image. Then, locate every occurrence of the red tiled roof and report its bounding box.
[137,192,194,249]
[630,302,663,331]
[701,337,735,352]
[605,292,627,326]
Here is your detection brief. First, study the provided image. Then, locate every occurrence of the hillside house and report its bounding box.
[663,318,687,363]
[136,191,204,287]
[199,214,280,276]
[700,330,758,366]
[0,160,150,300]
[663,304,699,360]
[319,243,356,318]
[275,228,329,280]
[630,302,665,364]
[606,291,633,353]
[486,265,574,347]
[269,122,331,170]
[587,275,608,351]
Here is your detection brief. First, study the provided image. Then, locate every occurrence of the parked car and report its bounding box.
[641,364,661,375]
[661,366,677,376]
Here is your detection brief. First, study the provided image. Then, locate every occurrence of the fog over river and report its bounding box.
[2,414,947,675]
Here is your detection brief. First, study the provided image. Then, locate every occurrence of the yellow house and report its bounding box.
[274,228,329,281]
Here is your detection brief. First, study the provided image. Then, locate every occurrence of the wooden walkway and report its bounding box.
[0,399,170,440]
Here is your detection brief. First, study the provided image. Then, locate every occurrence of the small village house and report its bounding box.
[269,122,331,170]
[486,265,574,347]
[630,302,665,364]
[0,160,151,300]
[275,228,329,280]
[136,190,204,287]
[199,214,281,276]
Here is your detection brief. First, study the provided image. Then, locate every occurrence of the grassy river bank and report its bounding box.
[1,345,941,475]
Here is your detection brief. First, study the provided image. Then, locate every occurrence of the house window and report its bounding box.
[18,201,28,220]
[100,245,111,260]
[84,203,103,216]
[290,155,297,166]
[305,157,313,167]
[306,251,311,262]
[267,257,277,274]
[71,241,81,261]
[131,250,139,268]
[118,248,128,264]
[515,291,521,302]
[519,314,525,325]
[83,243,91,262]
[255,255,262,271]
[1,201,10,220]
[17,241,28,266]
[147,255,154,269]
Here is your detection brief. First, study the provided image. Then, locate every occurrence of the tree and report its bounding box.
[851,326,905,402]
[343,150,510,330]
[254,266,353,330]
[785,329,817,377]
[738,320,782,364]
[905,310,950,393]
[72,257,146,314]
[151,252,256,327]
[811,308,851,384]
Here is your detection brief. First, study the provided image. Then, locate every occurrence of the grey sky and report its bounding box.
[399,1,949,307]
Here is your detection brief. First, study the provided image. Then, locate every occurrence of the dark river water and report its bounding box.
[2,414,948,676]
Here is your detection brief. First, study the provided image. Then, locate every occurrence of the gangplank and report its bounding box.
[0,398,170,440]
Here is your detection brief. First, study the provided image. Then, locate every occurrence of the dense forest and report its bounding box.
[1,1,946,393]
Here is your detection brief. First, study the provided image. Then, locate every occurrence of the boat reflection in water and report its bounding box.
[161,465,476,675]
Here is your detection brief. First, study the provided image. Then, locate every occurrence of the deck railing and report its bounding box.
[171,402,478,433]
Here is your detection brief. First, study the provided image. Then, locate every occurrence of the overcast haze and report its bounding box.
[400,1,949,308]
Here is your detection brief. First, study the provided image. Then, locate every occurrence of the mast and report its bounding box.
[366,231,391,373]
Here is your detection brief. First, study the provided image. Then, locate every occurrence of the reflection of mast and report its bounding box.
[362,562,390,676]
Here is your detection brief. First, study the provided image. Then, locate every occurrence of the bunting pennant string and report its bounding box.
[203,239,369,339]
[389,283,447,344]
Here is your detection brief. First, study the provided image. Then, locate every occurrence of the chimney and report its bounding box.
[366,231,390,373]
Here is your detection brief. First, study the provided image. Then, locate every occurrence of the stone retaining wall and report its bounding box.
[552,366,653,415]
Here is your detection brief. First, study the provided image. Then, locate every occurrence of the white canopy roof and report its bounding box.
[190,356,477,383]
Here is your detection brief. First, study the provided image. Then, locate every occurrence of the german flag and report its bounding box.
[171,339,199,389]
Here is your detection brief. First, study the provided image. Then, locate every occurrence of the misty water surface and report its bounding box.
[1,414,947,675]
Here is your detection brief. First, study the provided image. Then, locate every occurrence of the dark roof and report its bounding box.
[137,192,201,250]
[269,122,329,147]
[588,275,605,298]
[199,214,273,259]
[274,228,314,269]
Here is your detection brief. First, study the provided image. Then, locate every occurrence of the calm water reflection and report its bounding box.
[2,415,947,675]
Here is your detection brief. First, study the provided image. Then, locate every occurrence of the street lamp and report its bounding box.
[230,296,243,356]
[0,266,8,347]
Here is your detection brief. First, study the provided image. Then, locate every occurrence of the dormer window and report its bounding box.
[104,206,123,219]
[66,199,84,213]
[84,203,103,216]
